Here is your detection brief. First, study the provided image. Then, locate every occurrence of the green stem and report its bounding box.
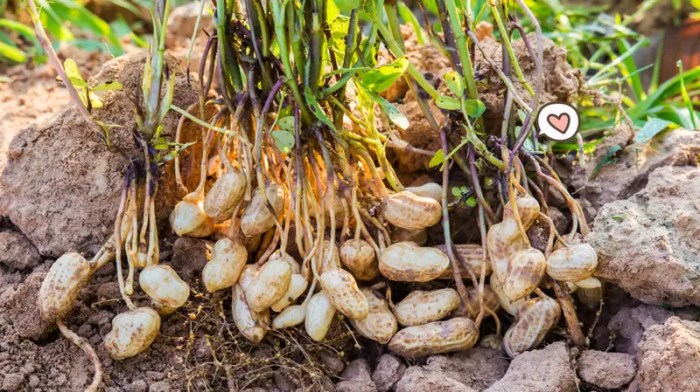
[442,0,478,99]
[488,2,534,96]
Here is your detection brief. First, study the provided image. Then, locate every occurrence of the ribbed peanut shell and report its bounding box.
[305,291,336,342]
[272,304,306,329]
[546,243,598,282]
[383,191,442,230]
[38,252,91,323]
[379,241,449,282]
[393,288,460,326]
[456,285,501,319]
[139,265,190,309]
[269,251,301,273]
[435,244,492,279]
[490,273,529,316]
[203,239,248,293]
[238,264,259,291]
[170,196,214,237]
[503,195,540,230]
[503,248,546,301]
[232,284,269,343]
[487,219,528,281]
[241,184,285,237]
[105,307,161,360]
[405,182,442,202]
[204,170,246,221]
[390,228,428,246]
[350,289,398,344]
[271,274,308,312]
[388,317,479,357]
[503,296,561,357]
[320,269,369,320]
[340,239,378,281]
[245,258,292,312]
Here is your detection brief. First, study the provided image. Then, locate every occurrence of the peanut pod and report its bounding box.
[271,304,306,329]
[383,191,441,230]
[104,307,161,360]
[203,170,246,221]
[241,184,285,237]
[435,244,492,279]
[503,296,561,357]
[379,241,449,282]
[170,194,214,237]
[503,195,540,230]
[320,268,369,320]
[350,289,398,344]
[388,317,479,357]
[139,265,190,309]
[546,243,598,282]
[487,218,528,282]
[232,284,269,343]
[271,274,308,312]
[503,248,546,301]
[340,238,379,281]
[404,182,442,203]
[38,252,92,323]
[244,258,292,312]
[305,291,336,342]
[393,288,460,326]
[490,273,530,316]
[202,238,248,293]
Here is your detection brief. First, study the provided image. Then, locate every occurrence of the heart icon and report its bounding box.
[546,113,570,134]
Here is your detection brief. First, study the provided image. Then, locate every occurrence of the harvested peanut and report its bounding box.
[272,304,306,329]
[546,243,598,282]
[170,195,214,237]
[503,295,561,357]
[575,277,603,309]
[203,170,246,221]
[503,195,540,229]
[379,241,449,282]
[487,218,528,281]
[305,291,336,342]
[139,265,190,309]
[435,244,492,278]
[316,240,342,275]
[320,268,369,320]
[383,191,442,230]
[490,273,529,316]
[390,227,428,246]
[503,248,546,301]
[271,273,308,312]
[244,258,292,312]
[39,252,91,323]
[405,182,442,202]
[340,238,378,281]
[393,288,460,326]
[350,289,397,344]
[202,238,248,293]
[455,285,501,319]
[104,307,161,360]
[241,184,285,237]
[232,284,269,343]
[388,317,479,357]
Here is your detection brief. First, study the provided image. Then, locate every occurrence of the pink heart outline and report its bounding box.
[546,113,570,134]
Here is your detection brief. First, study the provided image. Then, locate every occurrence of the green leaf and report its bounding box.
[333,0,361,13]
[304,86,336,130]
[450,186,462,198]
[361,56,409,93]
[0,41,26,63]
[272,130,295,154]
[634,118,671,144]
[92,80,123,92]
[591,145,622,178]
[466,196,477,208]
[277,116,295,131]
[463,99,486,117]
[63,58,86,86]
[443,71,463,97]
[429,149,444,168]
[435,95,461,111]
[375,95,409,130]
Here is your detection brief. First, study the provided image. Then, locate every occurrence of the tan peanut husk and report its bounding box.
[379,241,449,282]
[104,307,161,360]
[383,191,442,230]
[272,304,306,329]
[503,296,561,357]
[503,195,540,230]
[388,317,479,357]
[487,218,528,281]
[575,277,603,309]
[546,243,598,282]
[316,240,342,276]
[244,258,292,312]
[320,268,369,320]
[393,288,460,326]
[390,227,428,246]
[203,238,248,293]
[38,252,92,323]
[305,291,336,342]
[435,244,492,279]
[405,182,442,202]
[340,238,379,281]
[454,285,501,319]
[232,284,269,343]
[170,195,214,237]
[139,265,190,309]
[490,273,530,316]
[203,170,246,222]
[241,183,285,237]
[271,274,308,312]
[350,289,397,344]
[503,248,546,301]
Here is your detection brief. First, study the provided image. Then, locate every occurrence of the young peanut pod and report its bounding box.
[320,268,369,320]
[575,276,603,309]
[435,244,492,279]
[350,289,398,344]
[390,227,428,246]
[388,317,479,357]
[241,184,285,237]
[271,274,308,312]
[170,194,214,237]
[379,241,449,282]
[203,170,246,221]
[383,191,442,230]
[104,307,161,360]
[232,284,269,343]
[202,238,248,293]
[139,265,190,309]
[305,291,337,342]
[38,253,92,323]
[503,296,561,357]
[487,219,528,282]
[244,258,292,312]
[490,273,530,316]
[340,239,379,281]
[546,243,598,282]
[405,182,442,203]
[503,195,541,230]
[393,288,460,326]
[271,304,306,329]
[503,248,546,301]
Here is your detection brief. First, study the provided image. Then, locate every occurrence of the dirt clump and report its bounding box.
[0,230,41,271]
[336,359,377,392]
[577,350,636,390]
[423,347,509,391]
[396,366,477,392]
[0,267,54,340]
[372,354,405,392]
[587,165,700,306]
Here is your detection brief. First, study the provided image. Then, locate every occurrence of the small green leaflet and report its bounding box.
[443,71,463,97]
[272,130,295,154]
[466,196,477,207]
[93,80,123,92]
[277,116,295,131]
[451,185,468,198]
[361,57,409,93]
[436,95,461,111]
[374,95,409,130]
[591,145,622,179]
[463,99,486,118]
[634,118,672,144]
[304,86,336,131]
[0,41,27,63]
[63,58,87,88]
[429,149,444,168]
